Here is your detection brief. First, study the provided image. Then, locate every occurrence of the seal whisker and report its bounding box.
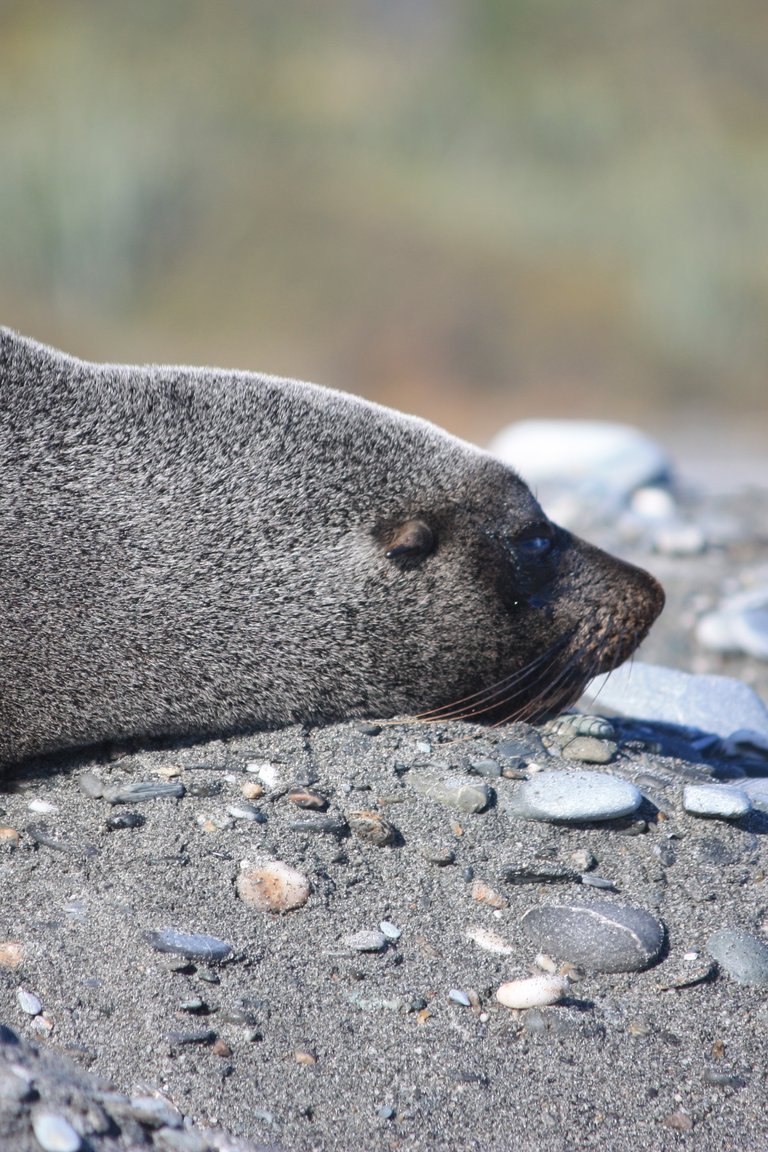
[415,636,572,723]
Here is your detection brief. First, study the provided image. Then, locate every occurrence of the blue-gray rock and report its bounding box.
[735,777,768,813]
[696,586,768,661]
[104,781,185,805]
[683,784,751,820]
[583,662,768,748]
[410,773,492,813]
[522,901,665,972]
[507,770,642,822]
[707,928,768,985]
[146,929,232,963]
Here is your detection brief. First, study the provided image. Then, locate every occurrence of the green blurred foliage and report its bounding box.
[1,0,767,440]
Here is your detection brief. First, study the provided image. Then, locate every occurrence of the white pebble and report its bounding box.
[496,974,570,1010]
[27,799,58,815]
[31,1110,82,1152]
[17,988,42,1016]
[464,925,513,956]
[379,921,402,941]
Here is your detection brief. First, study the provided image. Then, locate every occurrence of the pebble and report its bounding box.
[356,722,382,736]
[733,777,768,813]
[464,925,513,956]
[379,921,402,941]
[30,1110,82,1152]
[241,780,265,800]
[507,770,642,822]
[495,974,570,1010]
[286,787,328,810]
[583,662,768,748]
[0,942,23,968]
[347,810,397,846]
[0,826,20,847]
[245,760,284,789]
[27,799,58,815]
[560,737,617,765]
[500,863,580,886]
[683,784,751,820]
[448,989,471,1007]
[471,879,508,909]
[237,859,310,913]
[522,901,665,973]
[707,928,768,985]
[105,811,145,831]
[225,803,266,822]
[288,814,348,836]
[410,774,492,813]
[344,930,388,953]
[17,988,42,1016]
[696,585,768,660]
[78,771,105,798]
[145,930,233,963]
[467,758,502,778]
[103,781,185,805]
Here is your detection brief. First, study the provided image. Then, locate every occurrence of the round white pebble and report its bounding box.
[31,1110,82,1152]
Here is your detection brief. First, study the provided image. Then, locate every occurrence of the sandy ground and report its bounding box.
[1,467,768,1152]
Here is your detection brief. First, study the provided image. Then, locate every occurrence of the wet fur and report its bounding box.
[0,328,664,766]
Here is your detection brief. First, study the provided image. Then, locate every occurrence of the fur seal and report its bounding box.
[0,328,664,766]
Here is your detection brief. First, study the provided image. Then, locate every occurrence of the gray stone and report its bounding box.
[145,929,232,963]
[735,777,768,813]
[104,781,185,804]
[707,928,768,985]
[522,900,665,972]
[683,784,751,820]
[344,930,388,953]
[696,585,768,660]
[583,662,768,748]
[507,770,642,822]
[410,773,492,813]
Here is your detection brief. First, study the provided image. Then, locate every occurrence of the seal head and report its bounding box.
[0,328,664,765]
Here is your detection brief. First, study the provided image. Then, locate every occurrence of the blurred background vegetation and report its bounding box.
[1,0,766,449]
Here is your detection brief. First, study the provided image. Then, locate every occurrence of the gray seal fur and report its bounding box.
[0,328,664,766]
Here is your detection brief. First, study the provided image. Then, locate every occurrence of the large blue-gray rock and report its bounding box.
[521,900,665,973]
[507,770,642,823]
[582,662,768,748]
[707,928,768,985]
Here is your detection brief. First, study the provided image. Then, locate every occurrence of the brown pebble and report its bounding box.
[0,827,21,847]
[471,879,508,909]
[241,781,265,800]
[347,810,397,847]
[662,1111,693,1132]
[294,1049,317,1066]
[0,942,23,968]
[451,821,463,837]
[287,787,328,810]
[711,1038,726,1059]
[211,1039,231,1057]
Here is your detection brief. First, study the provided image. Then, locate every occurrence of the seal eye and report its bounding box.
[514,524,554,560]
[385,519,435,563]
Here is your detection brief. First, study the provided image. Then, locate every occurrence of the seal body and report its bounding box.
[0,328,664,766]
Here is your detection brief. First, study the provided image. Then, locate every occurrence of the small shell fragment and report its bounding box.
[471,880,508,909]
[495,974,570,1010]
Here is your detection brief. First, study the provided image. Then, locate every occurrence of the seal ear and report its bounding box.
[385,519,435,562]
